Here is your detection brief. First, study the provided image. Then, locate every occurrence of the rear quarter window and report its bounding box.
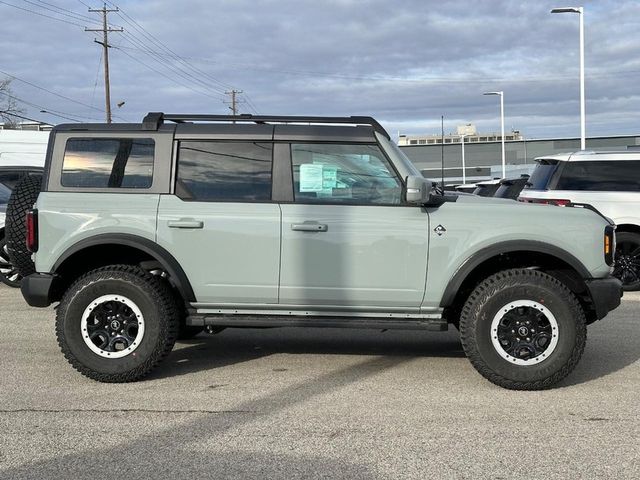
[555,160,640,191]
[61,138,155,189]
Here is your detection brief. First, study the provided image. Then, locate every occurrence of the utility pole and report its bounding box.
[86,3,123,123]
[225,90,243,115]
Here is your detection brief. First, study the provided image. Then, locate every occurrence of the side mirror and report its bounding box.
[405,175,434,205]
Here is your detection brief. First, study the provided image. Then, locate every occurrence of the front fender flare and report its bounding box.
[439,240,592,308]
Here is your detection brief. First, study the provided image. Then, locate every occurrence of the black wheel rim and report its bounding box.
[82,295,144,357]
[491,300,559,365]
[613,241,640,287]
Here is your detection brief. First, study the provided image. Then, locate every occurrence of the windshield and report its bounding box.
[525,160,560,190]
[375,133,423,178]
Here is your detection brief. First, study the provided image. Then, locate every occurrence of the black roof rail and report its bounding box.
[141,112,390,139]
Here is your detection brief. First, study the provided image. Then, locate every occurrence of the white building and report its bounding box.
[0,129,49,167]
[398,123,523,146]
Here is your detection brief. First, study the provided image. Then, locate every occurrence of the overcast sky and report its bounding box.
[0,0,639,139]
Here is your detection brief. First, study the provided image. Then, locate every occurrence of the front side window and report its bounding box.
[291,143,402,204]
[177,141,272,201]
[555,160,640,191]
[62,138,154,188]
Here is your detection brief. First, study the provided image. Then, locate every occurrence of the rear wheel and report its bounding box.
[459,269,586,390]
[0,236,22,287]
[613,231,640,291]
[56,265,178,382]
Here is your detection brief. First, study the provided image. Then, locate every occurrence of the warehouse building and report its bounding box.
[399,130,640,184]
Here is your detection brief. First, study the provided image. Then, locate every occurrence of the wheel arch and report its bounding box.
[440,240,596,323]
[615,223,640,235]
[52,234,195,303]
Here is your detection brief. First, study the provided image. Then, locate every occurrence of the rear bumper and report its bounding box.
[585,276,623,320]
[21,273,55,307]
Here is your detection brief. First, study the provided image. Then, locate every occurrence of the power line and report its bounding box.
[0,90,98,122]
[106,1,234,92]
[0,111,52,125]
[0,69,125,120]
[0,0,95,28]
[115,47,228,103]
[27,0,97,23]
[110,20,230,98]
[116,31,226,100]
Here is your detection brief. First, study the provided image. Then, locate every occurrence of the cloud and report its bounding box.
[0,0,638,138]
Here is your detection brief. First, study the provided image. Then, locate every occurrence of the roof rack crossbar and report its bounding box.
[141,112,390,139]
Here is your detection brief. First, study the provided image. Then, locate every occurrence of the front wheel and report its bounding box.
[459,269,586,390]
[613,231,640,291]
[56,265,179,382]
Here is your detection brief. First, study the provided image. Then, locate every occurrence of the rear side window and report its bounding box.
[525,160,559,190]
[61,138,155,189]
[176,141,272,202]
[555,160,640,191]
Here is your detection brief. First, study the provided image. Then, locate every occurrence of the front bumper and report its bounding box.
[585,276,623,320]
[21,273,55,307]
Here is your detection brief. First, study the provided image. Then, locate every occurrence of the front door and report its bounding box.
[279,142,429,309]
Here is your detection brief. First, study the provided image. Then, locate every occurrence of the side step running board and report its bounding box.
[187,315,448,332]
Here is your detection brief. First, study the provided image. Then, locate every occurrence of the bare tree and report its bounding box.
[0,77,25,128]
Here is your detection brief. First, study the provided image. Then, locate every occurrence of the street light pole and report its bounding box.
[483,91,506,178]
[551,6,586,150]
[460,134,466,184]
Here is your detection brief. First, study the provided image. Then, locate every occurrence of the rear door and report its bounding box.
[278,142,429,310]
[157,129,281,305]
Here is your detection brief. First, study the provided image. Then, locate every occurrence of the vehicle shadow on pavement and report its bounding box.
[1,356,404,479]
[558,300,640,387]
[151,328,465,380]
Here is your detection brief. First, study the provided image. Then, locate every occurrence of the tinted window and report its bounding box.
[62,138,154,188]
[0,172,23,190]
[177,141,272,201]
[525,160,559,190]
[0,182,10,205]
[291,143,401,204]
[555,160,640,191]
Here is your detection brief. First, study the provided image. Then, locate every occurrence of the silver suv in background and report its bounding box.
[519,151,640,290]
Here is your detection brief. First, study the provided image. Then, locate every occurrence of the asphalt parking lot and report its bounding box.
[0,284,638,479]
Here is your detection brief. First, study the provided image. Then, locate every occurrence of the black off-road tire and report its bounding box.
[459,269,587,390]
[613,231,640,291]
[5,174,42,278]
[56,265,179,382]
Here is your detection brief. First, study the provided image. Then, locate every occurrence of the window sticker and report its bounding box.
[322,165,338,189]
[299,164,324,192]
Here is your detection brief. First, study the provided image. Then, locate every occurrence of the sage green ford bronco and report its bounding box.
[10,113,622,389]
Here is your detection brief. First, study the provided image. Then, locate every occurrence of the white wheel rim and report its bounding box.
[490,300,559,366]
[81,294,145,359]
